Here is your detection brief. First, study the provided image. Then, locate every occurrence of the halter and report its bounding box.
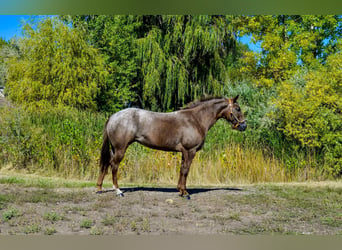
[228,99,246,128]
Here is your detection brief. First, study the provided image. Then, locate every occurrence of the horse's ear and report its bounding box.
[233,95,239,103]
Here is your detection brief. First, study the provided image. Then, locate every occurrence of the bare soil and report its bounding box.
[0,183,341,235]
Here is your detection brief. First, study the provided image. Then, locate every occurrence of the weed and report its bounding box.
[0,194,9,209]
[44,227,57,235]
[43,211,61,222]
[228,212,241,221]
[80,219,93,229]
[2,207,21,221]
[23,224,41,234]
[130,220,137,232]
[102,214,117,226]
[320,217,342,227]
[63,205,87,214]
[90,226,103,235]
[141,217,150,232]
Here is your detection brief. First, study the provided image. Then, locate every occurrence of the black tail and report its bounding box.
[100,119,112,175]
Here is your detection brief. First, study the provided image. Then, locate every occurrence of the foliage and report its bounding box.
[1,15,342,180]
[63,15,140,113]
[0,38,18,88]
[2,207,21,221]
[233,15,342,86]
[136,15,238,111]
[274,47,342,176]
[5,17,107,110]
[0,105,106,178]
[65,15,241,111]
[80,219,93,229]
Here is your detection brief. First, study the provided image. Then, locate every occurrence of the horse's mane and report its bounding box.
[181,96,226,110]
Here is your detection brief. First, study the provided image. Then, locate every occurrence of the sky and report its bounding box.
[0,15,261,52]
[0,15,30,41]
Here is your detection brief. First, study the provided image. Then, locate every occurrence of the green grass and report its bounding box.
[0,171,107,189]
[1,102,336,186]
[23,224,41,234]
[102,214,118,226]
[2,207,21,221]
[43,211,62,222]
[44,227,57,235]
[80,219,93,229]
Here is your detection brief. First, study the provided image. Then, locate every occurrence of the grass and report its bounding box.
[43,211,62,222]
[220,182,342,234]
[44,227,57,235]
[102,214,118,226]
[23,224,41,234]
[0,169,110,189]
[2,207,21,221]
[90,226,103,235]
[80,219,93,229]
[0,104,332,186]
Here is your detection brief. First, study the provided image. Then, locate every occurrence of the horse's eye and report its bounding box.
[236,107,241,112]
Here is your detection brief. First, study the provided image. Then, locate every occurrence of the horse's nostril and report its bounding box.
[239,123,247,131]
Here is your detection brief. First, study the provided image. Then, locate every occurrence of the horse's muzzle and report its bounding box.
[237,122,247,131]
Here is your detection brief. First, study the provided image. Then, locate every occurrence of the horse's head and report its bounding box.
[222,95,247,132]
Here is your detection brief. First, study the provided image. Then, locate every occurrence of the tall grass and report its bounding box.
[0,104,105,180]
[119,128,322,186]
[0,96,327,186]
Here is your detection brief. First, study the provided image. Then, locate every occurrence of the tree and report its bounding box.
[63,15,140,112]
[136,15,238,111]
[274,42,342,176]
[65,15,241,112]
[0,38,10,88]
[233,15,342,86]
[5,17,107,110]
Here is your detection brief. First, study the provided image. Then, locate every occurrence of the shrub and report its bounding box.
[274,50,342,176]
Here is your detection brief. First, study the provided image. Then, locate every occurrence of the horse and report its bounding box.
[96,95,247,199]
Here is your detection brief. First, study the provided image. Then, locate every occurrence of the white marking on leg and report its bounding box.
[113,185,123,196]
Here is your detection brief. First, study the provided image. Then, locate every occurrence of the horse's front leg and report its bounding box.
[177,149,196,199]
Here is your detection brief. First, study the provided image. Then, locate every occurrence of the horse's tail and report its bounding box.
[100,119,112,175]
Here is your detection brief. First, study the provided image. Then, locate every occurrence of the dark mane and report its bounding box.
[181,96,225,110]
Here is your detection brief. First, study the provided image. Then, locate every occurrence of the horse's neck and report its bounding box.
[192,100,227,133]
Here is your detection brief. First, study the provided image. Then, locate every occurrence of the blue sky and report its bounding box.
[0,15,30,41]
[0,15,261,52]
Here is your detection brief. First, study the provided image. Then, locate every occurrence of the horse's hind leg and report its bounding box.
[177,149,196,199]
[96,171,107,193]
[110,148,126,197]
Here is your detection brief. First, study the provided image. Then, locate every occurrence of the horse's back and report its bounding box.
[106,108,189,150]
[106,107,174,135]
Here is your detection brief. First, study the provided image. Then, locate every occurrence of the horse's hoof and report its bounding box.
[179,194,191,200]
[117,193,124,197]
[96,190,103,194]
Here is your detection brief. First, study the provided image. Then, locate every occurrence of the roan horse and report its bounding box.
[96,96,246,199]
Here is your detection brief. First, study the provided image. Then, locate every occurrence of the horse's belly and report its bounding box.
[135,133,180,152]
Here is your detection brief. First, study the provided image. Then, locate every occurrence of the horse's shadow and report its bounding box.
[99,186,242,195]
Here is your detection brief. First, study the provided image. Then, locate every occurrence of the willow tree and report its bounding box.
[6,17,107,110]
[65,15,240,112]
[136,15,238,111]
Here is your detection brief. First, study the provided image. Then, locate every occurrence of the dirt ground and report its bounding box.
[0,183,341,235]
